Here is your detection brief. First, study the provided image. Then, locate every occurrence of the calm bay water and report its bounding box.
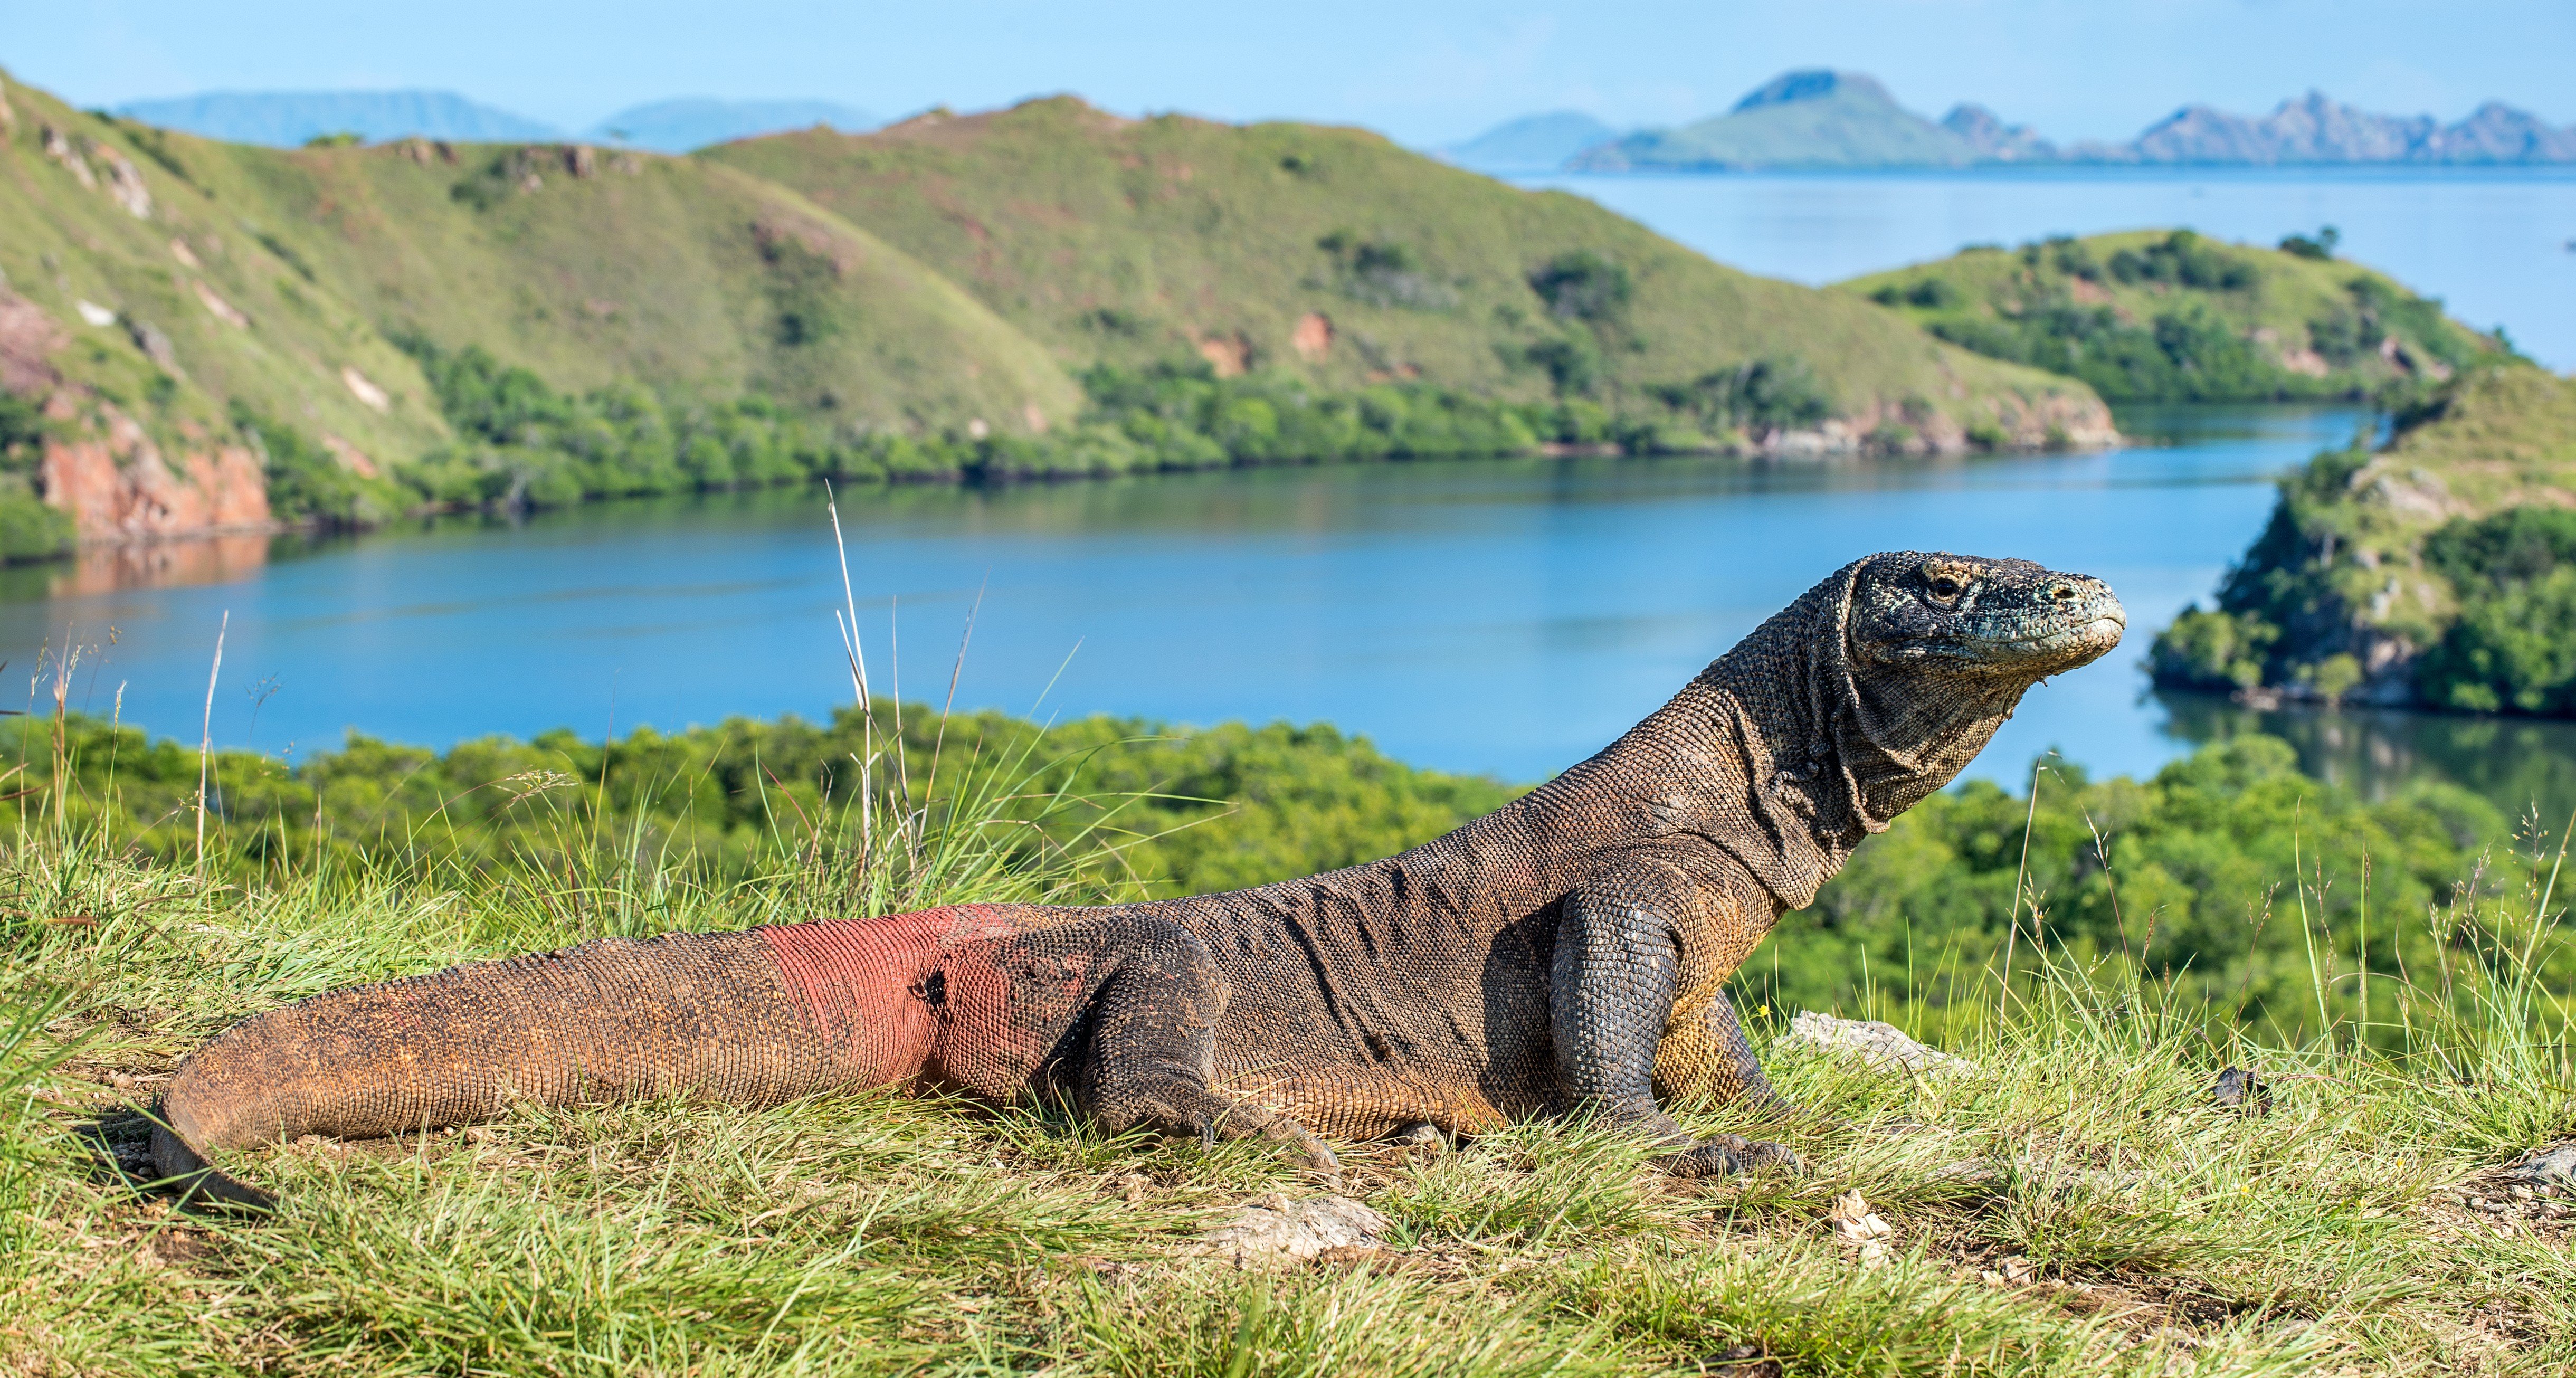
[1521,167,2576,369]
[14,404,2522,810]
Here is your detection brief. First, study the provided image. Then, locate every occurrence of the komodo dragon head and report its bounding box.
[1678,552,2124,908]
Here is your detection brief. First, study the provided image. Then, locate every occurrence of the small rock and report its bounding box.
[1998,1254,2036,1285]
[2208,1067,2273,1116]
[1190,1193,1390,1268]
[1827,1189,1893,1268]
[1773,1012,1976,1077]
[2504,1143,2576,1186]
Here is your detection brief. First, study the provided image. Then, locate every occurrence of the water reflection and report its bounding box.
[2156,690,2576,832]
[0,534,274,600]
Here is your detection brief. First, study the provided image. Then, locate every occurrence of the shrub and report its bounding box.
[2278,225,2341,261]
[1525,251,1633,323]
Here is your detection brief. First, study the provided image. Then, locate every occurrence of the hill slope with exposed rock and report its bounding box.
[0,71,1081,548]
[2151,367,2576,713]
[2,70,2115,555]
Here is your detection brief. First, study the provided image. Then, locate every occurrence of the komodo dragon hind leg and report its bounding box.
[1550,866,1802,1179]
[1073,920,1342,1182]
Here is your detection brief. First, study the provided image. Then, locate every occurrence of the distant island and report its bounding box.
[1449,70,2576,173]
[109,89,878,153]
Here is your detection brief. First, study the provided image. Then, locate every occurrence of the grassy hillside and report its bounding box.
[2151,367,2576,710]
[704,97,2110,448]
[182,134,1082,435]
[4,700,2571,1373]
[1841,230,2509,403]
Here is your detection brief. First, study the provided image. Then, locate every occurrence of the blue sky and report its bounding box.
[4,0,2570,145]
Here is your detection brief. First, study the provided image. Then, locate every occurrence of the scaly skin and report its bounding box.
[154,552,2124,1204]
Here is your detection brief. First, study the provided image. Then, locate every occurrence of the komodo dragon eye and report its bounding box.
[1923,571,1970,603]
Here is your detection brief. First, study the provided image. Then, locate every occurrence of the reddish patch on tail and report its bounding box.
[759,905,1017,1088]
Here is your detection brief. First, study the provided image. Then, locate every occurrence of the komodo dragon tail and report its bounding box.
[150,924,917,1208]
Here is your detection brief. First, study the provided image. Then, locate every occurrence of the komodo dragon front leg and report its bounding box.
[1550,863,1801,1176]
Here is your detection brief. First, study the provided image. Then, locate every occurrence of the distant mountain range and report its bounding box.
[114,90,562,147]
[1440,111,1626,173]
[1448,71,2576,172]
[111,89,877,152]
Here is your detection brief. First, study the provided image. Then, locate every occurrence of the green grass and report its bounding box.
[2,700,2571,1374]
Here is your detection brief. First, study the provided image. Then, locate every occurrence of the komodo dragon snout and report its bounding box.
[151,552,2122,1206]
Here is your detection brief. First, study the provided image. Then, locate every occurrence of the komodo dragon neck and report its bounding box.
[1422,558,2024,916]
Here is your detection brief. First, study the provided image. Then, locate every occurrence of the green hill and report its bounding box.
[2,71,2115,553]
[701,97,2111,449]
[2151,366,2576,711]
[1839,229,2508,403]
[1569,71,1978,172]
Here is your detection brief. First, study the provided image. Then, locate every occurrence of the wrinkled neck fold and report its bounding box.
[1629,561,2022,910]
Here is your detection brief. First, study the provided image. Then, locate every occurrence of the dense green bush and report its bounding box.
[1643,356,1836,434]
[1754,734,2537,1046]
[13,704,1520,898]
[1929,298,2301,403]
[2418,507,2576,715]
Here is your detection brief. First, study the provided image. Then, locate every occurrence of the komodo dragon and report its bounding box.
[151,552,2123,1205]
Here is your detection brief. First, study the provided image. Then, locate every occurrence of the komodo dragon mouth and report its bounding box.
[151,551,2122,1208]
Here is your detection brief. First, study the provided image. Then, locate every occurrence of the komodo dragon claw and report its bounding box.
[149,554,2122,1202]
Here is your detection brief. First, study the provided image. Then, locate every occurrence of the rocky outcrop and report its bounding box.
[1940,104,2056,161]
[1757,389,2116,459]
[37,400,273,543]
[2095,91,2576,166]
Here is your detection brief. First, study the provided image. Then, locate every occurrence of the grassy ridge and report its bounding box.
[2152,368,2576,711]
[705,98,2109,442]
[2,702,2570,1373]
[1840,230,2508,403]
